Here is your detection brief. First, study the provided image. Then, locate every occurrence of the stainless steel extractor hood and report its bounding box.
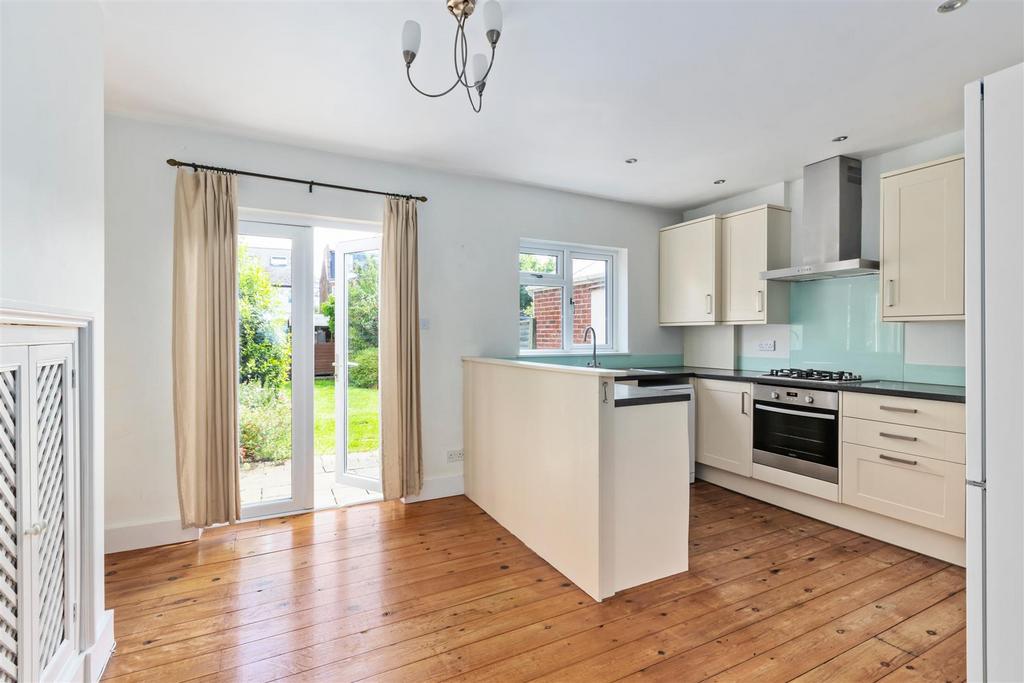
[761,155,879,282]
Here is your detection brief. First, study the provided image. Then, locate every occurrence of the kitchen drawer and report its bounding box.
[842,392,965,433]
[843,417,966,465]
[841,443,965,537]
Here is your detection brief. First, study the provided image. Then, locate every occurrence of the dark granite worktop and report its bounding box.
[613,366,965,404]
[613,383,692,408]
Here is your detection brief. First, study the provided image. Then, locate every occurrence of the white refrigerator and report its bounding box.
[965,62,1024,682]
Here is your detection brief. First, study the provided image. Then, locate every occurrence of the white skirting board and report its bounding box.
[105,517,202,553]
[697,464,966,566]
[401,473,464,504]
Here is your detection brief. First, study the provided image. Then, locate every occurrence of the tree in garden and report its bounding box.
[320,254,379,353]
[237,245,291,387]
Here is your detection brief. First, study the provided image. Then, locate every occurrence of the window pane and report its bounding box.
[572,258,608,345]
[519,284,564,350]
[519,251,559,275]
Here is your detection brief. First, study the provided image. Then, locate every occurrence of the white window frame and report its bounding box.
[518,239,621,355]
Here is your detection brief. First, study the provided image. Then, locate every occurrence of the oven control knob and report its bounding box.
[770,391,779,399]
[805,395,814,404]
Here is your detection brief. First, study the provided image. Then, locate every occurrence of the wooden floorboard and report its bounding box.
[102,481,966,682]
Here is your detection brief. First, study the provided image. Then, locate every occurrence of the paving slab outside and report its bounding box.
[240,450,382,508]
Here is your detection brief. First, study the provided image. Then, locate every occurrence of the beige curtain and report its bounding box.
[172,169,241,528]
[380,196,423,499]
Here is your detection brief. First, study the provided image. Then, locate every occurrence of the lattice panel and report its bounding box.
[35,361,66,672]
[0,369,18,683]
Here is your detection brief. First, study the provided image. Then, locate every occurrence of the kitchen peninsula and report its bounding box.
[462,357,691,601]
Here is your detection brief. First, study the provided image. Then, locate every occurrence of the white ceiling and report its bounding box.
[103,0,1023,209]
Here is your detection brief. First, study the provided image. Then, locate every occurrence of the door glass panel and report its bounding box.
[334,241,382,494]
[519,284,563,350]
[237,234,294,506]
[571,258,608,345]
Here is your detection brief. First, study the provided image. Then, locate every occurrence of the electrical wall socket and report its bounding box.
[446,448,464,463]
[757,340,777,352]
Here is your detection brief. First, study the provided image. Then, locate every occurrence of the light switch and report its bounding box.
[420,318,430,330]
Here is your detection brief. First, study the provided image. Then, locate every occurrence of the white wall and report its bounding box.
[680,132,966,374]
[104,115,681,544]
[0,0,109,670]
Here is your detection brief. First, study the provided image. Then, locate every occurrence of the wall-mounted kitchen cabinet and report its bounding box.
[721,205,791,324]
[695,379,752,476]
[880,155,965,321]
[659,216,721,325]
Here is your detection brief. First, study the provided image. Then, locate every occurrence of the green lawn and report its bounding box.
[314,378,379,456]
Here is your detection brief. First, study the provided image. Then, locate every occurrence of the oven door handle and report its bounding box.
[754,404,836,420]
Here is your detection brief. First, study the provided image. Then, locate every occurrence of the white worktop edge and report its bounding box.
[462,356,628,378]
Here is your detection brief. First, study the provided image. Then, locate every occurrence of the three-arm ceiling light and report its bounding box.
[402,0,504,113]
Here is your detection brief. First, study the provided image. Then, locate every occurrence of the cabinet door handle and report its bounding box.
[755,290,764,313]
[886,279,895,307]
[705,294,713,315]
[880,405,918,414]
[24,522,47,536]
[879,431,918,442]
[879,453,918,466]
[740,391,749,415]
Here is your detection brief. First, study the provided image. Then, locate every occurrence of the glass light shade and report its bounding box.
[471,53,489,84]
[401,20,421,55]
[483,1,503,33]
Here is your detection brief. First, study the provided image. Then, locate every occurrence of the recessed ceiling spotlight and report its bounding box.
[937,0,967,13]
[832,135,849,142]
[713,179,726,185]
[625,158,638,164]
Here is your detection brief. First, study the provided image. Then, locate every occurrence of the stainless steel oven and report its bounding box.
[752,384,839,484]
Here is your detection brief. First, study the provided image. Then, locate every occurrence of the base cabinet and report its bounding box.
[841,443,965,537]
[695,379,752,476]
[841,393,966,538]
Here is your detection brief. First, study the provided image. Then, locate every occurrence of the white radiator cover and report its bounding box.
[0,317,106,682]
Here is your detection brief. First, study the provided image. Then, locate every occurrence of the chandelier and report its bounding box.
[401,0,504,113]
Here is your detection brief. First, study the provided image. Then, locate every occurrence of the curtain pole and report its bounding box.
[166,159,428,203]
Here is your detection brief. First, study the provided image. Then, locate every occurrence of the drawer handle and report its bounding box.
[879,405,918,414]
[879,431,918,442]
[879,453,918,466]
[706,294,713,315]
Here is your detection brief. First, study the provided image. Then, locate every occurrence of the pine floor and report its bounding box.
[102,482,967,682]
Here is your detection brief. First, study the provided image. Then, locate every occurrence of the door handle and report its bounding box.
[755,290,764,313]
[24,522,47,536]
[879,431,918,442]
[879,453,917,466]
[705,294,712,315]
[886,279,895,307]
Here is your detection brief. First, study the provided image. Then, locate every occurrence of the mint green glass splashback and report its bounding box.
[788,275,905,380]
[736,274,965,386]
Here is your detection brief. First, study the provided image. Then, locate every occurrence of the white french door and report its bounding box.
[237,221,314,518]
[334,237,382,492]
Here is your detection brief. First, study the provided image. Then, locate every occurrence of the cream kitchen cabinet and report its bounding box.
[721,205,791,324]
[880,155,965,321]
[695,379,752,476]
[841,393,966,537]
[659,216,721,325]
